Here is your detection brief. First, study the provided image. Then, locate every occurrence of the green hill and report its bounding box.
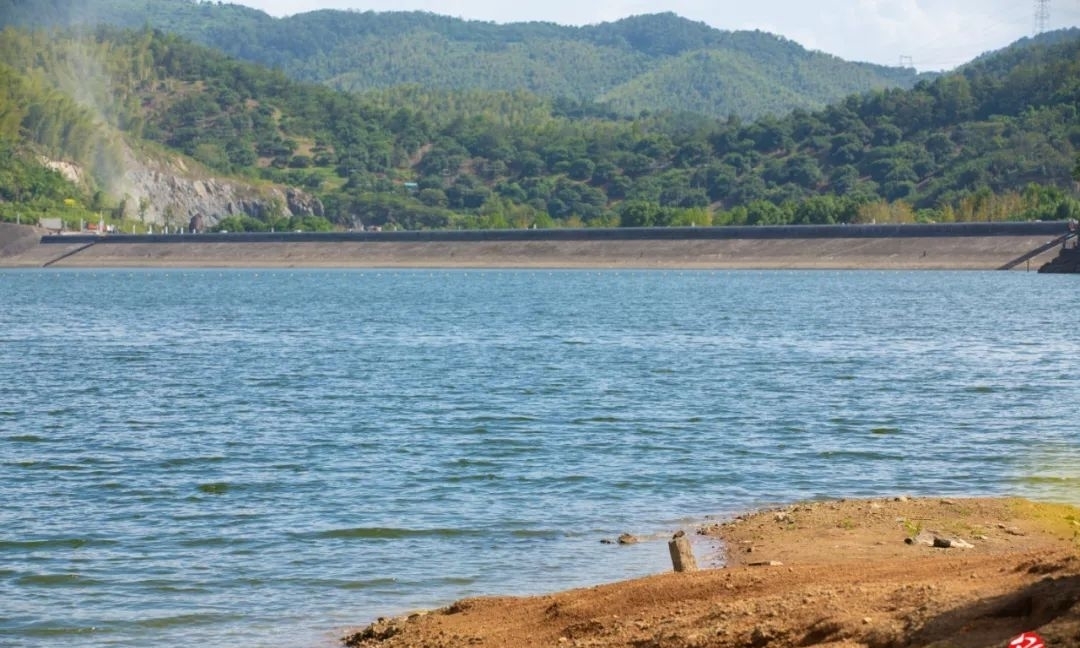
[0,24,1076,231]
[602,49,827,119]
[0,1,923,120]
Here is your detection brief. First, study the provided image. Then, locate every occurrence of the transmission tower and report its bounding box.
[1034,0,1050,34]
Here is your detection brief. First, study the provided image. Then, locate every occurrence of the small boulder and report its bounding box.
[932,536,974,549]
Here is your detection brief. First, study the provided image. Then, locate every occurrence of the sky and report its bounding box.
[227,0,1080,71]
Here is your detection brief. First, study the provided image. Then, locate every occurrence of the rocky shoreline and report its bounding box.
[344,497,1080,648]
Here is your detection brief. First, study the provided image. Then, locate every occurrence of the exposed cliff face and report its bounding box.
[39,158,85,185]
[102,142,324,228]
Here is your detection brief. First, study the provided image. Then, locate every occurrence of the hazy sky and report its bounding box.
[227,0,1080,71]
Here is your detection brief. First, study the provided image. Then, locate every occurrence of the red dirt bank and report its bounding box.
[344,498,1080,648]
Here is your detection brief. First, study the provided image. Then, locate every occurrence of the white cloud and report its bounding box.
[229,0,1077,70]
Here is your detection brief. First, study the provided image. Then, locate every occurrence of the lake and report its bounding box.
[2,269,1079,647]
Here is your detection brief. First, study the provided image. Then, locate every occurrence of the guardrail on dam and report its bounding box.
[39,221,1069,245]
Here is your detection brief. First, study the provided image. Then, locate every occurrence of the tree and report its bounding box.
[692,163,736,202]
[792,195,839,225]
[873,123,903,147]
[924,132,954,162]
[744,200,786,225]
[829,165,860,195]
[618,200,661,227]
[783,155,823,188]
[568,158,595,182]
[417,188,448,207]
[829,133,864,165]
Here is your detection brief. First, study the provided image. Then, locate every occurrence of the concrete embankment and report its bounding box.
[0,223,56,264]
[0,222,1070,270]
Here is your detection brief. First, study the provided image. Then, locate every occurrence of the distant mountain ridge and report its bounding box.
[0,13,1076,233]
[0,0,925,119]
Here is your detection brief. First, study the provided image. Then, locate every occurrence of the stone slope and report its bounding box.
[0,233,1062,270]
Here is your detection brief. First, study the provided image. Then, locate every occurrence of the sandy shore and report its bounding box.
[0,223,1068,269]
[344,497,1080,648]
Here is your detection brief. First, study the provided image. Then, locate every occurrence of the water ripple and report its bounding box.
[2,268,1079,648]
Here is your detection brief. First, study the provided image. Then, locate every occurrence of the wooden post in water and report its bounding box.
[668,531,697,573]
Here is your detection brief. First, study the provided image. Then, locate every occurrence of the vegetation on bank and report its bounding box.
[0,22,1077,232]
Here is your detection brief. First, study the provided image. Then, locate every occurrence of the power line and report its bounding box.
[1034,0,1050,34]
[884,5,1034,71]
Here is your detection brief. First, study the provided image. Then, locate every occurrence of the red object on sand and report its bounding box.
[1009,631,1045,648]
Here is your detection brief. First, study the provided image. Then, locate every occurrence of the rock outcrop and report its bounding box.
[85,142,325,228]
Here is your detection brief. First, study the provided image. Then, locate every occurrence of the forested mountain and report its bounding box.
[0,25,1077,231]
[0,0,924,120]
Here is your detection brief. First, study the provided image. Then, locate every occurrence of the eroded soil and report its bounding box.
[344,497,1080,648]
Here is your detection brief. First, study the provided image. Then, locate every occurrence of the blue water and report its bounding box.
[2,269,1079,648]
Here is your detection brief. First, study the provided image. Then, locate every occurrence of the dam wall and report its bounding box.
[1,221,1070,270]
